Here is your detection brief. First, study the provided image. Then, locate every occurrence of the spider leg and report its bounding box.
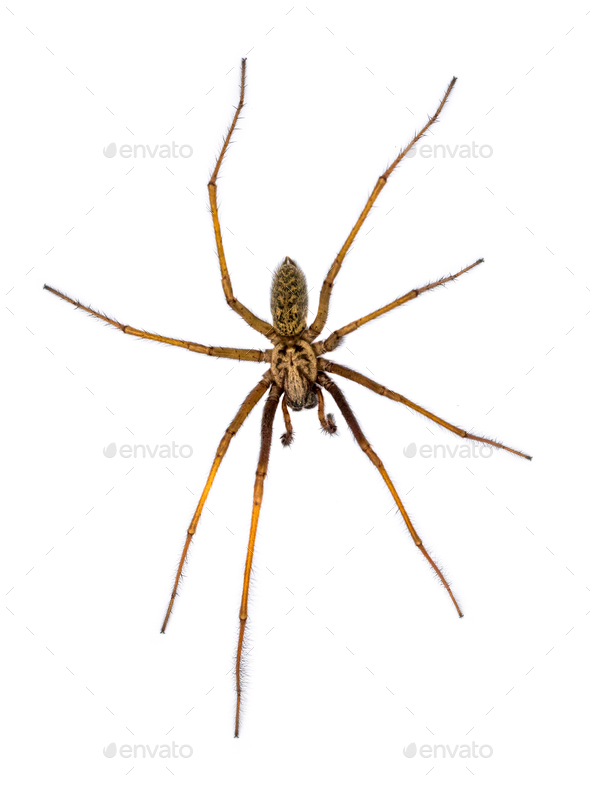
[44,285,270,362]
[318,372,463,618]
[280,393,294,446]
[314,259,483,354]
[319,360,532,461]
[235,383,281,737]
[306,77,458,341]
[316,385,337,434]
[161,372,272,633]
[208,59,276,342]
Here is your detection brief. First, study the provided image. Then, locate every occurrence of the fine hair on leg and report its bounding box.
[318,371,463,618]
[207,59,276,341]
[316,385,337,434]
[280,393,294,447]
[161,372,272,633]
[314,259,484,355]
[319,359,531,461]
[43,285,269,362]
[235,383,281,737]
[307,77,458,340]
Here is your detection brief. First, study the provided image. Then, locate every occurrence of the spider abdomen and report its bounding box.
[270,257,308,337]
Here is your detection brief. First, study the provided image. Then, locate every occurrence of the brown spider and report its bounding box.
[44,59,531,737]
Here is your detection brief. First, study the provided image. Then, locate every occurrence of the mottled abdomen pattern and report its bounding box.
[270,257,308,337]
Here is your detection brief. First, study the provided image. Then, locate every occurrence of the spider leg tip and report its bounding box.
[280,432,294,447]
[321,414,338,435]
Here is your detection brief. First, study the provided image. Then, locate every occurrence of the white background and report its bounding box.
[2,1,589,784]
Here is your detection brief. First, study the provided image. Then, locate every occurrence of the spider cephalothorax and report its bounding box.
[270,339,317,411]
[44,58,531,738]
[270,257,317,411]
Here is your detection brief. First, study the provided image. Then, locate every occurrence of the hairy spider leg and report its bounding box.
[208,59,276,342]
[161,373,272,633]
[319,360,531,461]
[43,286,268,362]
[316,385,337,434]
[280,393,294,446]
[318,372,463,618]
[235,384,281,737]
[314,259,484,355]
[307,77,458,341]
